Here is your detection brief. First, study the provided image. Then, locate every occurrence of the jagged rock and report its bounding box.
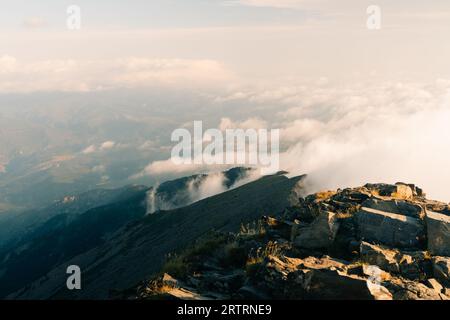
[360,242,400,273]
[293,211,340,250]
[426,279,444,293]
[299,255,348,271]
[366,281,393,300]
[356,207,425,248]
[364,183,414,199]
[331,188,372,204]
[426,210,450,256]
[423,200,450,216]
[359,242,429,280]
[391,280,446,300]
[432,256,450,286]
[362,198,424,219]
[262,216,295,240]
[302,268,391,300]
[392,183,414,200]
[162,273,178,287]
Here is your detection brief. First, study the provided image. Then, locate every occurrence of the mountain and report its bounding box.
[0,185,148,248]
[123,183,450,300]
[0,185,149,297]
[9,172,305,299]
[146,167,255,213]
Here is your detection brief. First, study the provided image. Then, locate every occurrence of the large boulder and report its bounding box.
[293,211,340,250]
[390,280,447,300]
[302,268,392,300]
[356,207,425,248]
[426,210,450,256]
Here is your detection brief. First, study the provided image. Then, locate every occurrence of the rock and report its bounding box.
[397,251,431,280]
[162,273,178,287]
[426,279,444,293]
[262,216,296,240]
[331,188,372,204]
[302,268,391,300]
[364,183,414,200]
[360,242,400,273]
[299,255,348,271]
[362,198,423,219]
[356,207,425,248]
[426,210,450,256]
[294,211,340,250]
[362,264,392,282]
[432,256,450,286]
[366,281,393,300]
[392,183,414,200]
[392,280,444,300]
[360,242,429,280]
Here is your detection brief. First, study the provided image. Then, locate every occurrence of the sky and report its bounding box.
[1,1,450,201]
[2,0,450,85]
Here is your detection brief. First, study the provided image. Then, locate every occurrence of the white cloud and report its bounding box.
[219,117,268,131]
[100,141,116,151]
[136,158,231,179]
[0,56,234,93]
[82,145,96,154]
[272,81,450,202]
[130,78,450,202]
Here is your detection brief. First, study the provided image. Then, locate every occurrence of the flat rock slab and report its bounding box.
[356,207,425,248]
[362,198,423,219]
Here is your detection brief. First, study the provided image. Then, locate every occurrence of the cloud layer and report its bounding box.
[0,56,234,93]
[140,79,450,202]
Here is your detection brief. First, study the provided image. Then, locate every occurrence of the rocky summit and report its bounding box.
[126,182,450,300]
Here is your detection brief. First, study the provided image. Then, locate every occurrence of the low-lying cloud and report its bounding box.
[0,56,234,93]
[140,79,450,202]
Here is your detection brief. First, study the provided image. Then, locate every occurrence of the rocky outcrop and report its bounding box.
[426,210,450,256]
[126,182,449,301]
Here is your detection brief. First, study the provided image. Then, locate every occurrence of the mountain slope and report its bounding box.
[11,173,305,299]
[126,183,450,301]
[0,185,149,297]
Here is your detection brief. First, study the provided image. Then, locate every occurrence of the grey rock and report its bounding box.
[302,268,391,300]
[294,211,340,249]
[393,280,444,300]
[356,207,425,248]
[432,256,450,286]
[360,241,400,273]
[426,210,450,256]
[362,198,423,219]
